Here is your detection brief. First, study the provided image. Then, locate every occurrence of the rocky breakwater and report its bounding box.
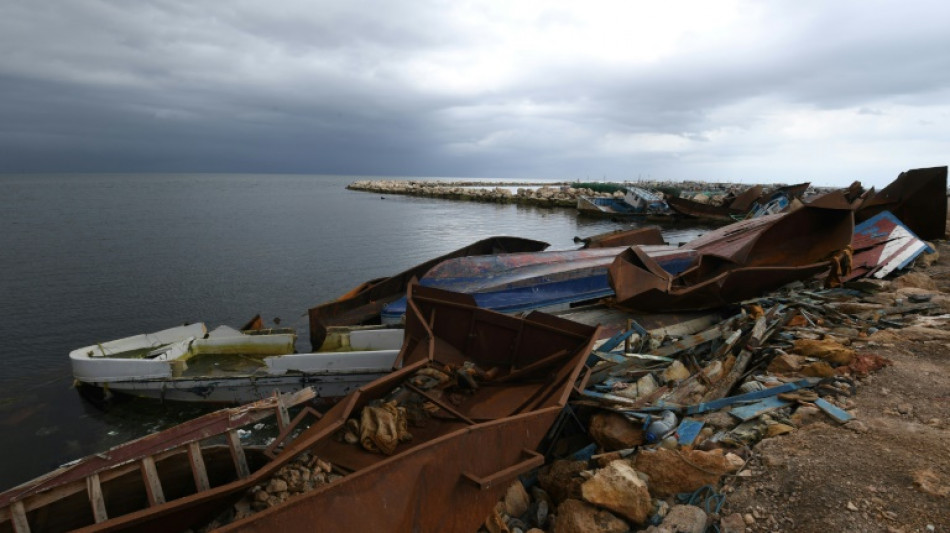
[347,179,626,208]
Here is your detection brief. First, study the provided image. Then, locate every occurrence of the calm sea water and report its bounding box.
[0,173,708,488]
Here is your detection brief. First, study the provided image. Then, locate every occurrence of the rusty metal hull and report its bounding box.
[57,286,597,533]
[578,226,666,249]
[666,196,743,221]
[307,236,549,350]
[609,205,854,311]
[855,166,948,241]
[223,285,599,532]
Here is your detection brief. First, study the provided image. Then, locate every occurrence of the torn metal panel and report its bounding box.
[307,236,549,350]
[846,210,935,281]
[608,205,854,312]
[577,226,666,249]
[856,166,948,241]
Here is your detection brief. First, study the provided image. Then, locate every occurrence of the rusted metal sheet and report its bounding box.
[855,166,948,241]
[578,226,666,249]
[608,205,854,311]
[727,185,764,212]
[845,210,934,280]
[43,286,597,533]
[666,195,744,221]
[307,236,549,350]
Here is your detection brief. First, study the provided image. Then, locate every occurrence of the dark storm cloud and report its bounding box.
[1,0,949,185]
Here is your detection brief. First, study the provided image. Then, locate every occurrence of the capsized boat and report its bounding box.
[307,236,549,350]
[70,321,404,404]
[15,285,600,532]
[576,196,640,218]
[379,245,698,324]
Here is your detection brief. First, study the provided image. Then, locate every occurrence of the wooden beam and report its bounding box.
[274,393,291,432]
[86,474,108,523]
[186,442,210,492]
[10,501,30,533]
[226,431,251,479]
[140,456,165,506]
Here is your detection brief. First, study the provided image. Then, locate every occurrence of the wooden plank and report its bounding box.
[186,442,210,492]
[10,500,30,533]
[729,396,791,421]
[226,430,251,479]
[86,473,108,523]
[814,398,854,423]
[140,456,166,506]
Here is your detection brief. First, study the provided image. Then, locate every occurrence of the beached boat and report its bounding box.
[7,286,600,532]
[576,196,640,218]
[70,322,404,404]
[307,236,549,350]
[846,210,934,280]
[0,389,318,533]
[379,245,698,324]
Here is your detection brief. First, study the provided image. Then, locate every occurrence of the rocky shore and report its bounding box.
[346,179,827,209]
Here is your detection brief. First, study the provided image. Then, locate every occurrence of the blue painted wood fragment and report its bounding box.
[814,398,854,423]
[677,419,705,445]
[729,396,792,421]
[684,378,818,415]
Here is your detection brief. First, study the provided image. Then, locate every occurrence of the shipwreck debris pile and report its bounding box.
[477,264,950,532]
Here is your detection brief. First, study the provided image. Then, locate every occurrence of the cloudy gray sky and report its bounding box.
[1,1,948,186]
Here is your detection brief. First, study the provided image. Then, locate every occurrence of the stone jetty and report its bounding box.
[347,179,625,208]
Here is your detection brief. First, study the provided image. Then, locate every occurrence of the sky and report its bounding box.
[1,1,949,187]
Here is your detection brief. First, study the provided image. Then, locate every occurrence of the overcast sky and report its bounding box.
[1,1,948,186]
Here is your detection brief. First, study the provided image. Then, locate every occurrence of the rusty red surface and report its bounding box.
[666,196,744,221]
[579,226,666,249]
[608,204,854,311]
[307,236,549,350]
[50,286,596,533]
[855,166,948,241]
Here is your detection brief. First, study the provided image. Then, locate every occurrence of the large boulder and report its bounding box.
[792,339,855,365]
[633,448,733,497]
[589,412,646,450]
[580,460,652,524]
[537,460,586,504]
[554,499,630,533]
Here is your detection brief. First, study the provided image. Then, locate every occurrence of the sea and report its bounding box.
[0,173,710,489]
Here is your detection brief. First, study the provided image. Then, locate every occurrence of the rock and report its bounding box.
[265,479,288,494]
[538,460,587,504]
[846,420,869,433]
[615,374,658,400]
[801,361,835,377]
[589,412,646,450]
[724,453,746,471]
[633,448,733,497]
[504,480,531,518]
[554,499,630,533]
[847,501,858,512]
[743,513,755,525]
[658,504,707,533]
[720,512,746,533]
[663,360,692,383]
[580,460,652,524]
[893,272,938,291]
[792,339,855,365]
[912,469,950,497]
[767,353,805,373]
[702,411,736,430]
[765,423,795,438]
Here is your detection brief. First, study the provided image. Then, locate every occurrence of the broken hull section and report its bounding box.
[306,236,550,350]
[846,210,934,281]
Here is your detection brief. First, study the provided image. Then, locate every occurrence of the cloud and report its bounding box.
[0,0,949,186]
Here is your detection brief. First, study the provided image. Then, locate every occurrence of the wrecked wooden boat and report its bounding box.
[576,196,640,218]
[71,323,403,404]
[608,203,855,311]
[379,245,698,324]
[846,210,934,281]
[574,226,666,249]
[0,389,317,533]
[307,236,549,350]
[17,285,599,532]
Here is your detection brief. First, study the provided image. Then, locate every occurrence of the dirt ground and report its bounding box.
[723,239,950,533]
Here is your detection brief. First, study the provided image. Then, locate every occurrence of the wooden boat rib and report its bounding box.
[0,389,317,533]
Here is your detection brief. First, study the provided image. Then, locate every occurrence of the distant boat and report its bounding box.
[70,321,404,404]
[576,187,671,218]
